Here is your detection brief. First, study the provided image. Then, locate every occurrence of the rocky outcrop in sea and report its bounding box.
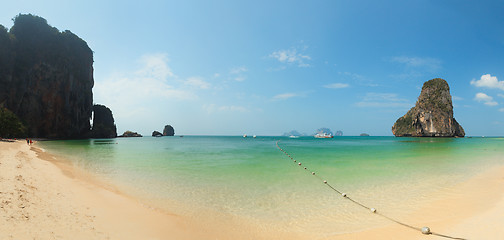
[120,131,142,137]
[163,125,175,136]
[392,78,465,137]
[0,14,94,138]
[152,131,163,137]
[91,104,117,138]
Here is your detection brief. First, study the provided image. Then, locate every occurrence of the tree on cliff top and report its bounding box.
[0,107,26,138]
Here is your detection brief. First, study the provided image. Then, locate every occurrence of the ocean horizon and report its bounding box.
[39,136,504,237]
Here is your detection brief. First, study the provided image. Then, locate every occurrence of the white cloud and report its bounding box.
[339,72,364,80]
[470,74,504,90]
[230,66,248,75]
[218,105,248,112]
[269,48,311,67]
[135,54,175,79]
[324,83,349,89]
[203,104,248,114]
[474,92,498,106]
[229,66,248,81]
[96,54,195,102]
[498,94,504,98]
[185,77,210,89]
[390,56,442,70]
[356,93,413,108]
[499,108,504,112]
[272,93,301,100]
[234,76,246,82]
[94,53,197,123]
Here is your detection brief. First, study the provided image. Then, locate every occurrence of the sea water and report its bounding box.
[39,136,504,236]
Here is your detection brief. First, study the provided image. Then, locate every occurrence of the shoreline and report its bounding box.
[0,140,502,239]
[0,140,210,240]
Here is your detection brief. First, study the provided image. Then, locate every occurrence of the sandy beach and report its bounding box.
[0,140,213,240]
[0,140,503,240]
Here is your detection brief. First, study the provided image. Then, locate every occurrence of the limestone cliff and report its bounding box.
[163,125,175,136]
[392,78,465,137]
[0,14,93,138]
[91,104,117,138]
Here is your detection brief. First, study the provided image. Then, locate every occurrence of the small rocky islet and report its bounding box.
[392,78,465,137]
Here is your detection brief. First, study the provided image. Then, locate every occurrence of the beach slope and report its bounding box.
[0,140,206,240]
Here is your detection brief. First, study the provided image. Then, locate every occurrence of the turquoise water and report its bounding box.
[39,136,504,236]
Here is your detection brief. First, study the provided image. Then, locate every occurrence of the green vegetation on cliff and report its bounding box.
[0,107,26,138]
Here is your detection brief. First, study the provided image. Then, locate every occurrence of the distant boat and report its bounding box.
[253,135,257,138]
[243,134,247,138]
[289,135,300,138]
[314,132,334,138]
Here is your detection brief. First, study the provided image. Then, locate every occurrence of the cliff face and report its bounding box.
[392,78,465,137]
[91,104,117,138]
[0,14,93,138]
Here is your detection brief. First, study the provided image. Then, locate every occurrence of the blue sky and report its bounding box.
[2,0,504,136]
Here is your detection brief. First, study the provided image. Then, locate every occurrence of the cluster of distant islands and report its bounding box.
[0,14,465,140]
[281,129,369,138]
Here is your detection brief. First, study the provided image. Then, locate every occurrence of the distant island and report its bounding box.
[163,125,175,136]
[360,133,370,136]
[392,78,465,137]
[282,130,304,137]
[119,131,143,137]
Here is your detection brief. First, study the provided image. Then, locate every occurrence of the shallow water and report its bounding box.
[39,136,504,236]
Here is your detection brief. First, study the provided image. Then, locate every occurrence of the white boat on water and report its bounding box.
[314,132,333,138]
[289,135,300,138]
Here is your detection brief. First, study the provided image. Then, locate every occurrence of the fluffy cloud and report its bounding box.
[272,93,301,100]
[185,77,211,89]
[229,66,248,81]
[269,48,311,67]
[96,54,195,103]
[230,66,248,75]
[474,92,498,106]
[470,74,504,90]
[324,83,349,89]
[93,53,198,122]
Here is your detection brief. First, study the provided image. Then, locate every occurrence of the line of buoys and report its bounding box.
[276,140,466,240]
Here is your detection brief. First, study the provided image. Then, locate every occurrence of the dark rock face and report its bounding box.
[152,131,163,137]
[163,125,175,136]
[0,14,93,138]
[120,131,142,137]
[392,78,465,137]
[91,104,117,138]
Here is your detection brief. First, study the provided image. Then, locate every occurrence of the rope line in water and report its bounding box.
[275,140,467,240]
